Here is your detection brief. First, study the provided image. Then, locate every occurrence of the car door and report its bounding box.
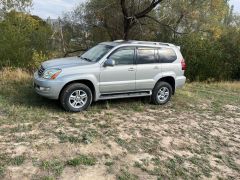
[99,47,136,93]
[136,47,160,90]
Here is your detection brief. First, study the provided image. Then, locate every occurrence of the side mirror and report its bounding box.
[104,59,115,67]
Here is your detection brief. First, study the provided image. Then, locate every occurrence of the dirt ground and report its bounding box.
[0,69,240,179]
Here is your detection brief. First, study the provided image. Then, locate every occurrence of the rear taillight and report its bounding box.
[181,59,186,71]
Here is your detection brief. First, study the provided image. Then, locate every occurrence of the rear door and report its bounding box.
[136,47,160,90]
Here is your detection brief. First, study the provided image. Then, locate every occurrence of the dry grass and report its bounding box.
[0,68,30,82]
[0,68,240,180]
[213,81,240,90]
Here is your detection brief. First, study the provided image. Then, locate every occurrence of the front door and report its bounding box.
[100,47,136,93]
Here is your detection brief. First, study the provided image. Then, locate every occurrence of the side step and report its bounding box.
[99,91,152,100]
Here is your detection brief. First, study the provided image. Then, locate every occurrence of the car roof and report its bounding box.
[100,40,180,50]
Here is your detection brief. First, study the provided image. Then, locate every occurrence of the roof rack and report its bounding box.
[113,40,176,47]
[129,40,176,47]
[113,40,125,43]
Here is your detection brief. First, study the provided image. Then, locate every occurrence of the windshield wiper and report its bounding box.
[79,56,92,62]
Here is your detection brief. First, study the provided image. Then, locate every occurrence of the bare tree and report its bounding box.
[120,0,164,40]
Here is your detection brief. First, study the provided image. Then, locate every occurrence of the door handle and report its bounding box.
[128,68,135,71]
[154,66,159,70]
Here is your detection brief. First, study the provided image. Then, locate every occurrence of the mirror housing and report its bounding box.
[104,59,115,67]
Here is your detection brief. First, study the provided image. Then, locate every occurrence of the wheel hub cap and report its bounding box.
[69,90,88,108]
[157,87,170,103]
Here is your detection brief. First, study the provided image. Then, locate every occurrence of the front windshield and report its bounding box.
[80,44,113,62]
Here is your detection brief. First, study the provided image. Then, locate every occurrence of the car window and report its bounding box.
[81,44,113,62]
[137,48,158,64]
[109,48,134,65]
[158,48,177,63]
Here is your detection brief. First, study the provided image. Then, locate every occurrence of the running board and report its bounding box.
[99,91,152,100]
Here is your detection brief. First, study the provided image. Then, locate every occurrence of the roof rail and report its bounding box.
[126,40,176,47]
[113,40,179,49]
[113,40,125,43]
[127,40,158,45]
[158,42,176,47]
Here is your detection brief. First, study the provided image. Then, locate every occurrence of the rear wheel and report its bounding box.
[60,83,92,112]
[151,81,172,105]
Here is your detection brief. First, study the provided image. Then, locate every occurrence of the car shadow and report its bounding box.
[3,85,63,112]
[91,96,151,109]
[6,83,151,113]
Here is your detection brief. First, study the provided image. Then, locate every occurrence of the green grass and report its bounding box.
[56,131,82,143]
[10,155,26,166]
[67,155,97,166]
[0,167,4,178]
[0,154,26,177]
[105,161,114,166]
[39,176,55,180]
[117,169,138,180]
[40,160,65,176]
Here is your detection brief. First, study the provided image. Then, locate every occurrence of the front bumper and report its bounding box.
[33,72,64,100]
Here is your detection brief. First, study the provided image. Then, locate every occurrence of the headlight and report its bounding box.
[43,69,62,80]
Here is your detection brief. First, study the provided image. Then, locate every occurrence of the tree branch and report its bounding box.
[144,15,188,34]
[64,49,87,57]
[135,0,164,18]
[120,0,166,39]
[175,13,184,28]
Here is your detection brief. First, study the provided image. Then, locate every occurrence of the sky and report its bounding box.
[32,0,240,19]
[31,0,85,19]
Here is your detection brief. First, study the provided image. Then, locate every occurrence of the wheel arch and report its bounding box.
[155,76,176,95]
[59,79,96,101]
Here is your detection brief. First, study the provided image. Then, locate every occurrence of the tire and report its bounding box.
[151,81,173,105]
[60,83,92,112]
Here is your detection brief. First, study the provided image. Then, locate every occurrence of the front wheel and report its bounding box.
[151,82,172,105]
[60,83,92,112]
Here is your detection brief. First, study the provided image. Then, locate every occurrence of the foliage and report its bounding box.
[219,28,240,80]
[0,11,53,69]
[31,50,48,70]
[176,27,240,81]
[0,0,32,13]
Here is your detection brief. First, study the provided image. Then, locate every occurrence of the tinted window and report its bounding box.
[109,48,134,65]
[159,48,177,63]
[137,48,157,64]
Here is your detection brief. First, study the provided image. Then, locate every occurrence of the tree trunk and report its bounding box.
[123,19,131,40]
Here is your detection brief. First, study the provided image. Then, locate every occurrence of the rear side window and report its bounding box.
[158,48,177,63]
[137,48,158,64]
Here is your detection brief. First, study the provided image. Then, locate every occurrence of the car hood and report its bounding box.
[42,56,93,69]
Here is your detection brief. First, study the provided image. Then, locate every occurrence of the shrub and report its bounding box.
[0,11,52,69]
[176,30,240,81]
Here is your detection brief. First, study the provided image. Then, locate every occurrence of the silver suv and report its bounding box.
[34,40,186,112]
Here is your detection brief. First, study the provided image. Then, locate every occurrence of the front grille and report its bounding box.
[38,66,45,77]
